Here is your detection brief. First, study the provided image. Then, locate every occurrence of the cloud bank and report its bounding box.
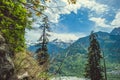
[44,0,108,23]
[111,10,120,27]
[89,10,120,32]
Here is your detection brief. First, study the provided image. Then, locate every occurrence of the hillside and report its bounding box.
[49,28,120,78]
[27,28,120,78]
[64,31,120,62]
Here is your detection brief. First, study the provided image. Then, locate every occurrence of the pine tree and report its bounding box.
[85,31,103,80]
[35,17,49,70]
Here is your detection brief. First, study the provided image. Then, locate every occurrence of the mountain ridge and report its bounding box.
[28,28,120,62]
[63,29,120,62]
[110,27,120,35]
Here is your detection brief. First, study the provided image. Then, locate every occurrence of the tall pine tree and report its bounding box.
[35,17,49,71]
[85,31,103,80]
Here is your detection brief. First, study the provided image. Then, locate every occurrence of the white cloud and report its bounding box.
[78,0,108,13]
[25,29,86,45]
[48,32,86,42]
[89,10,120,32]
[89,17,116,32]
[44,0,108,23]
[89,17,109,28]
[111,11,120,27]
[50,23,69,33]
[25,29,41,43]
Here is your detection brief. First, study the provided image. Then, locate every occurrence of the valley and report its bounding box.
[28,27,120,79]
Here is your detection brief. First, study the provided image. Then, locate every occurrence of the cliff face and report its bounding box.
[0,34,49,80]
[0,34,14,80]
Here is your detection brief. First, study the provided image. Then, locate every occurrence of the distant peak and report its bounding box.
[97,31,109,34]
[51,38,75,43]
[110,27,120,35]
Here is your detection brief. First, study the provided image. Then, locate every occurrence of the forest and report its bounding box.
[0,0,120,80]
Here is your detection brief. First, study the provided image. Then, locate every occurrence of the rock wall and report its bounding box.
[0,34,14,80]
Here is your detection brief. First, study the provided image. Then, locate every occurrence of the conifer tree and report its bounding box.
[85,31,103,80]
[35,17,49,70]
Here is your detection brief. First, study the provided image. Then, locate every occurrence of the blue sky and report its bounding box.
[59,9,93,34]
[53,0,120,33]
[26,0,120,44]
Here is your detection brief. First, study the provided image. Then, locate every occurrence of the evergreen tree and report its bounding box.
[35,17,49,70]
[85,31,103,80]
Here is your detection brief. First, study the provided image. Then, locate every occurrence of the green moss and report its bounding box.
[0,0,31,53]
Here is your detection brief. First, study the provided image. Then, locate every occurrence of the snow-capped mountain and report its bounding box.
[51,38,75,49]
[27,38,76,54]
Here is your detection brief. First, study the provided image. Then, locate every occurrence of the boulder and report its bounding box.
[17,72,29,80]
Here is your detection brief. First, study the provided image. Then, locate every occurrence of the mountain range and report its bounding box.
[28,27,120,62]
[28,38,73,54]
[64,27,120,62]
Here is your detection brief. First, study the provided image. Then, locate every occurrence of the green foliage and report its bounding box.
[38,72,50,80]
[49,32,120,79]
[60,54,87,77]
[0,0,31,54]
[50,51,120,80]
[85,32,103,80]
[50,53,87,77]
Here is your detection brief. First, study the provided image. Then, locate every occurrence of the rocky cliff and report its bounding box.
[0,34,14,80]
